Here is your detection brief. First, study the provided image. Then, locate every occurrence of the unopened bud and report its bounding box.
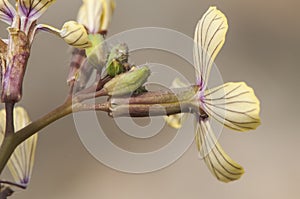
[105,43,128,77]
[60,21,91,49]
[104,66,150,96]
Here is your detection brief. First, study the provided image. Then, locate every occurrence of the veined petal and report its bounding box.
[60,21,92,49]
[194,7,228,90]
[77,0,115,33]
[0,0,16,25]
[164,78,190,129]
[195,118,244,182]
[100,0,115,32]
[17,0,56,20]
[0,107,38,187]
[202,82,261,132]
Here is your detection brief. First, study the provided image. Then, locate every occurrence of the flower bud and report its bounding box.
[60,21,91,49]
[104,66,150,96]
[105,43,129,77]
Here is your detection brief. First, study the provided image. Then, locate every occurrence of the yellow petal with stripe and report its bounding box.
[202,82,261,132]
[0,0,16,25]
[195,118,244,182]
[17,0,56,20]
[194,7,228,89]
[0,107,38,187]
[60,21,92,49]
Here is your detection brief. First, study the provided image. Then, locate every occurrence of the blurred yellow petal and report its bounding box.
[164,113,187,129]
[60,21,92,49]
[195,118,244,182]
[194,6,228,89]
[100,0,115,32]
[17,0,56,20]
[77,0,115,33]
[203,82,261,131]
[164,78,190,129]
[0,107,38,186]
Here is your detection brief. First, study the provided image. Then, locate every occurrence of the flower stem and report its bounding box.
[14,100,73,146]
[0,100,73,175]
[0,135,18,178]
[0,186,14,199]
[0,86,199,176]
[4,103,15,137]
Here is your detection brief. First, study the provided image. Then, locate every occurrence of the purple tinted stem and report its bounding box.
[1,29,30,103]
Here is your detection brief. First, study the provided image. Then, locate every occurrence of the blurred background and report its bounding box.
[1,0,300,198]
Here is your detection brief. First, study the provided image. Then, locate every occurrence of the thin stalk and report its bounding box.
[14,100,73,146]
[0,100,73,175]
[0,135,18,177]
[4,103,15,137]
[0,186,14,199]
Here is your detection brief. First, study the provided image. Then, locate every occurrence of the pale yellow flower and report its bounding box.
[165,7,261,182]
[0,107,38,187]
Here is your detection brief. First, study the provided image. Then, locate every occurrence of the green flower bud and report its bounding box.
[105,43,129,77]
[104,66,150,96]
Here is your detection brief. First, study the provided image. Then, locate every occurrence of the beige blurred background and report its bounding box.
[1,0,300,198]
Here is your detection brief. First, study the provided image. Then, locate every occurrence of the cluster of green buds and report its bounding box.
[0,0,91,103]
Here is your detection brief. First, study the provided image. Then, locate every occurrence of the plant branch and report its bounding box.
[0,100,73,175]
[4,103,15,137]
[0,186,14,199]
[0,86,199,176]
[14,100,73,146]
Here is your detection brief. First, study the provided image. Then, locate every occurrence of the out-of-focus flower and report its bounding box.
[77,0,116,34]
[67,0,116,91]
[165,7,261,182]
[0,0,91,102]
[0,107,38,187]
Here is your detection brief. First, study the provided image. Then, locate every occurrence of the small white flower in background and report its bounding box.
[165,7,261,182]
[0,107,38,187]
[77,0,116,34]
